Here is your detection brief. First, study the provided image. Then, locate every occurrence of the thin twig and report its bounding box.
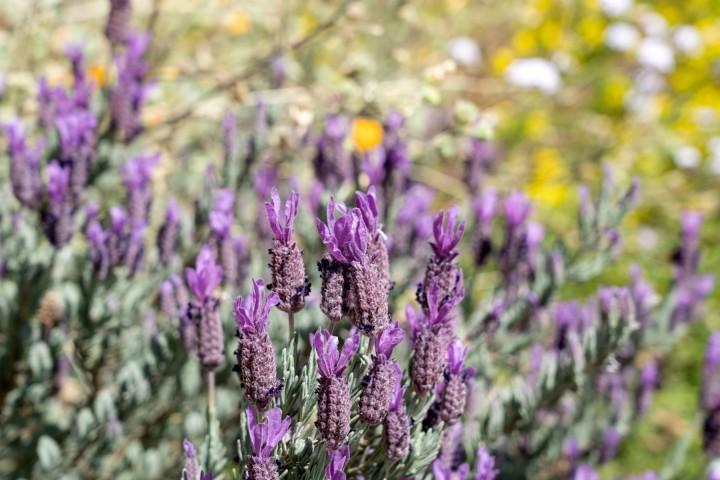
[155,0,356,128]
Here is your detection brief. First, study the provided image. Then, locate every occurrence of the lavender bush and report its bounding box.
[0,3,716,480]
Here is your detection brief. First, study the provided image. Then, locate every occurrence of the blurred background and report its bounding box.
[1,0,718,476]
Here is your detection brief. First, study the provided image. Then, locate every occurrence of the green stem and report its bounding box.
[288,311,294,340]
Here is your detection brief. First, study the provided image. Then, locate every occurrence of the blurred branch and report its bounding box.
[154,0,356,129]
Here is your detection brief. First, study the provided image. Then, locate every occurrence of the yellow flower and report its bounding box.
[512,30,537,55]
[539,20,563,50]
[602,75,630,109]
[87,64,107,87]
[491,47,514,74]
[525,110,549,139]
[224,10,251,36]
[578,16,605,47]
[352,117,384,152]
[526,147,570,206]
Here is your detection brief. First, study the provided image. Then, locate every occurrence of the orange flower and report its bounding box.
[352,117,383,152]
[87,64,107,87]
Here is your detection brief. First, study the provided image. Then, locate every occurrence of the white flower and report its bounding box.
[449,36,481,65]
[673,25,702,54]
[600,0,633,16]
[505,58,561,94]
[708,137,720,158]
[605,22,639,51]
[637,38,675,73]
[673,145,700,169]
[639,12,668,36]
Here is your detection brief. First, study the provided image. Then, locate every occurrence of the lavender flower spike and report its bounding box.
[703,333,720,456]
[5,119,43,208]
[182,439,199,480]
[438,338,470,425]
[432,459,469,480]
[356,187,390,287]
[410,282,459,396]
[317,199,388,334]
[312,329,360,448]
[384,373,410,461]
[326,445,350,480]
[359,324,404,425]
[233,279,282,410]
[157,198,180,263]
[573,464,599,480]
[316,198,368,264]
[185,246,224,371]
[105,0,132,46]
[419,207,465,312]
[266,188,309,313]
[245,405,291,480]
[43,161,74,247]
[474,446,498,480]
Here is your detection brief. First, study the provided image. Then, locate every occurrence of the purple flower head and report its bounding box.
[326,444,350,480]
[563,438,580,464]
[472,188,498,225]
[47,161,70,205]
[362,148,386,187]
[111,31,152,141]
[641,360,659,389]
[385,111,404,132]
[474,446,498,480]
[407,287,458,340]
[110,206,127,234]
[324,114,349,141]
[233,279,279,336]
[600,427,621,463]
[316,198,368,263]
[447,338,467,375]
[209,189,234,237]
[432,459,469,480]
[503,192,532,228]
[265,188,299,244]
[56,109,96,158]
[431,207,465,260]
[311,328,361,378]
[185,246,223,301]
[246,405,291,458]
[122,152,159,191]
[703,333,720,411]
[64,43,85,80]
[397,185,434,228]
[253,166,277,200]
[681,211,703,245]
[573,464,599,480]
[375,323,405,358]
[182,438,199,480]
[526,222,544,249]
[5,119,44,207]
[165,198,180,223]
[355,187,380,234]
